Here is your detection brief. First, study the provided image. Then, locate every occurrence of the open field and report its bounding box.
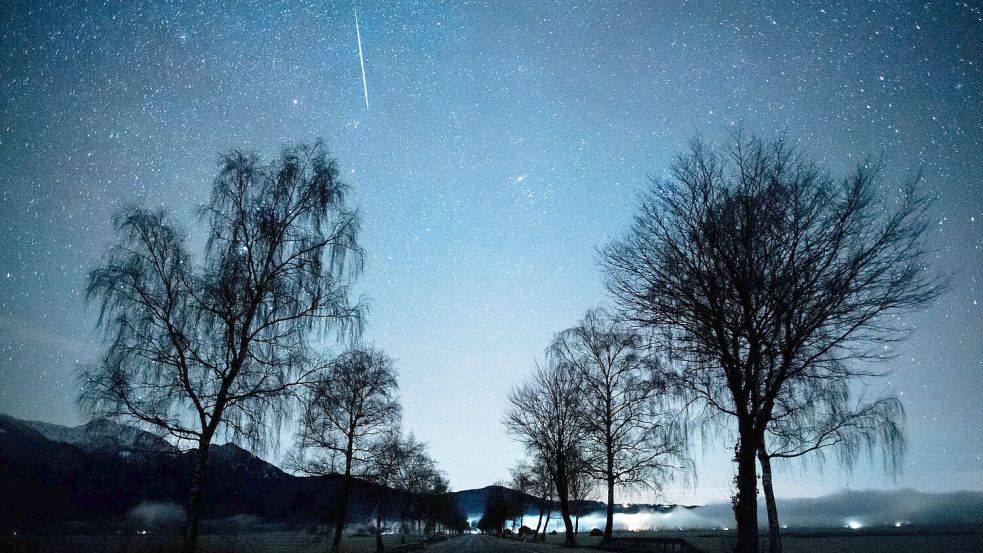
[4,527,983,553]
[530,527,983,553]
[0,532,435,553]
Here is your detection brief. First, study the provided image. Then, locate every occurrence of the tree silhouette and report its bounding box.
[504,358,585,547]
[366,426,424,552]
[518,453,555,541]
[759,376,906,553]
[566,449,596,535]
[551,308,689,543]
[80,142,363,553]
[509,460,537,530]
[603,133,944,553]
[294,348,400,553]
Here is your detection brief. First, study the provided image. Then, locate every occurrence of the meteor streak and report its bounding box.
[354,8,369,109]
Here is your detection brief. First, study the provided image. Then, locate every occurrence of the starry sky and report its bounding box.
[1,1,980,504]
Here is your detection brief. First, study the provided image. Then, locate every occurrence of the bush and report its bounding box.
[518,525,534,537]
[589,528,604,537]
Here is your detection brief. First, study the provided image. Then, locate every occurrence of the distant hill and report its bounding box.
[0,414,420,531]
[0,414,177,456]
[452,485,605,518]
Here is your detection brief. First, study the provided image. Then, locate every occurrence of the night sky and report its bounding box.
[1,1,980,504]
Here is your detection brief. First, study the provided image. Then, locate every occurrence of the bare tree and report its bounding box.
[523,453,555,541]
[365,426,422,553]
[509,460,536,530]
[566,450,597,535]
[80,142,363,553]
[504,359,585,547]
[390,433,441,541]
[759,377,906,553]
[603,133,944,553]
[295,348,400,553]
[551,308,689,543]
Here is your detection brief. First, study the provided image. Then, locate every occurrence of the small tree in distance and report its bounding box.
[80,142,363,553]
[603,132,945,553]
[504,358,585,547]
[551,308,690,544]
[365,426,420,553]
[520,453,555,541]
[294,348,400,553]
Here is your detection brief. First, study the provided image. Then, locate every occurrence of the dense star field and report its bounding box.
[0,0,980,503]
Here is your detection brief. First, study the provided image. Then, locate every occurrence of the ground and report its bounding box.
[3,528,983,553]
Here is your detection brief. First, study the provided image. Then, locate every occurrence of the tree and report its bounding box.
[551,308,689,543]
[295,348,400,553]
[523,453,555,541]
[603,133,944,553]
[566,450,596,535]
[504,359,585,547]
[365,426,421,553]
[478,486,514,535]
[390,434,442,541]
[80,142,363,553]
[509,460,537,530]
[759,378,905,553]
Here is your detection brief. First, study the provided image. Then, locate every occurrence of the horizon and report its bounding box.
[1,0,981,514]
[6,408,983,510]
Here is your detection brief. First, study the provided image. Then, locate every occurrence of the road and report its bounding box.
[428,534,549,553]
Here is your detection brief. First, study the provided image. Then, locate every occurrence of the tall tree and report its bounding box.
[504,359,585,547]
[295,348,400,553]
[603,133,944,553]
[80,142,363,553]
[551,308,689,544]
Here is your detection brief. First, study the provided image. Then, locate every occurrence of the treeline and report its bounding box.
[500,132,944,553]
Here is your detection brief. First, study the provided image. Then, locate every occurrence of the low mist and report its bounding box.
[530,489,983,531]
[128,502,186,527]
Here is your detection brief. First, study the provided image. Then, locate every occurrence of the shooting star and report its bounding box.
[354,8,369,109]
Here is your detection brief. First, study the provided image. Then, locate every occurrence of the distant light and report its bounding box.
[847,520,862,530]
[722,527,730,531]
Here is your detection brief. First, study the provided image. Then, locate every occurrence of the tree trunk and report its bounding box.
[733,426,760,553]
[555,463,577,547]
[541,510,551,542]
[181,441,211,553]
[602,468,615,544]
[375,502,386,553]
[533,505,544,540]
[332,468,353,553]
[575,514,579,534]
[759,448,782,553]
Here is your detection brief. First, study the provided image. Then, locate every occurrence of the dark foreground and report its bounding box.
[3,528,983,553]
